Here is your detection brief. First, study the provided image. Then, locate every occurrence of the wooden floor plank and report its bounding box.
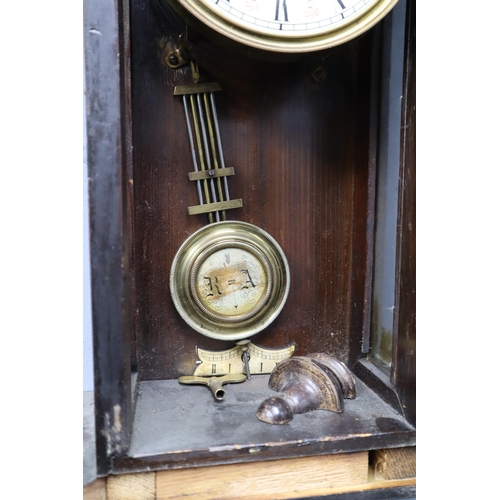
[106,471,156,500]
[371,447,416,480]
[84,455,417,500]
[156,452,368,500]
[83,478,107,500]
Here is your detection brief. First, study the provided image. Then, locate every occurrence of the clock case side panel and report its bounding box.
[85,0,136,476]
[348,21,383,368]
[352,0,415,428]
[391,0,415,428]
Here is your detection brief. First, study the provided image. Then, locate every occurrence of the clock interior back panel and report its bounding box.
[131,0,374,380]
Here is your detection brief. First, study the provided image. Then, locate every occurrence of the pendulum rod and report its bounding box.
[174,80,243,223]
[182,95,205,215]
[195,93,221,222]
[203,92,226,221]
[189,93,218,223]
[209,92,231,205]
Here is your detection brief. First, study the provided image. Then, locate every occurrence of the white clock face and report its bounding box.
[170,0,398,52]
[201,0,381,38]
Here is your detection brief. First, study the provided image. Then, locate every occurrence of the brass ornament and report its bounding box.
[170,220,290,341]
[193,340,296,377]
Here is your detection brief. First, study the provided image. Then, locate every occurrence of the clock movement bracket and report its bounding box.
[165,33,192,69]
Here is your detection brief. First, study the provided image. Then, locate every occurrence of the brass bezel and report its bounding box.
[170,221,290,341]
[169,0,399,53]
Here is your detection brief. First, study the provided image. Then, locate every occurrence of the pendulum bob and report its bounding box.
[256,356,345,425]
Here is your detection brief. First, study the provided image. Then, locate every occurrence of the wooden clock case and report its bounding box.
[84,0,415,494]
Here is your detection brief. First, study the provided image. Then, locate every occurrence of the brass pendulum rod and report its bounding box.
[188,93,219,223]
[174,76,243,223]
[182,94,206,217]
[202,92,226,221]
[195,92,221,222]
[209,92,231,209]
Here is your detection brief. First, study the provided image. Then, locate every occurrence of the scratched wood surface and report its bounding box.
[107,472,156,500]
[156,452,368,499]
[130,0,375,380]
[372,447,416,481]
[392,0,416,428]
[83,478,106,500]
[111,375,415,472]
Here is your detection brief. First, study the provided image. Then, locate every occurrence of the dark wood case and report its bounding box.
[84,0,415,495]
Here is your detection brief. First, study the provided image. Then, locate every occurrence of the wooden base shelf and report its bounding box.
[111,374,414,474]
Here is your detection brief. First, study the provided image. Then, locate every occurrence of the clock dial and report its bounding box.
[191,243,271,322]
[168,0,398,52]
[202,0,380,38]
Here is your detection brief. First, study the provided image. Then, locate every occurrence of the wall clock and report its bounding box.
[165,0,398,53]
[85,0,415,480]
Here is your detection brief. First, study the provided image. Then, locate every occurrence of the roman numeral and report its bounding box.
[275,0,288,22]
